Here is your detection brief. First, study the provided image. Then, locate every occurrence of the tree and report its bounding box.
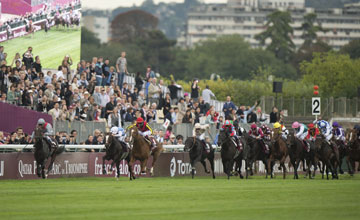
[81,27,101,46]
[300,13,325,47]
[340,39,360,59]
[110,10,158,43]
[255,10,295,63]
[301,52,360,97]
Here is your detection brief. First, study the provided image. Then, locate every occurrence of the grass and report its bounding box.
[1,28,80,69]
[0,175,359,220]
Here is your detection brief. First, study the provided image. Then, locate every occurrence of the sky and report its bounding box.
[83,0,227,10]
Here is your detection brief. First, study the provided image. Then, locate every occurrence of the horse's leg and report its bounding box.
[222,159,229,179]
[347,156,353,176]
[36,161,41,177]
[41,162,46,179]
[302,159,306,172]
[280,156,287,179]
[47,154,57,174]
[209,154,215,179]
[267,156,273,179]
[115,160,120,180]
[126,154,135,180]
[290,158,296,179]
[102,155,107,175]
[294,158,301,179]
[150,148,162,176]
[200,160,210,174]
[140,159,147,175]
[238,158,244,179]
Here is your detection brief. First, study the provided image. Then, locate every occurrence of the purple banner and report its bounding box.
[0,152,225,180]
[0,102,52,135]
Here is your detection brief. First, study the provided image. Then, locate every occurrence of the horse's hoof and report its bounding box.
[205,170,210,174]
[340,170,344,174]
[240,174,244,179]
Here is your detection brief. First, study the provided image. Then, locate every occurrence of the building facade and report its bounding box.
[82,15,109,44]
[179,0,360,50]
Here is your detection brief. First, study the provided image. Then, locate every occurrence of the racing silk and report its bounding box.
[193,124,209,141]
[295,124,308,140]
[261,125,271,140]
[306,128,319,141]
[317,120,332,137]
[281,125,289,135]
[333,126,345,141]
[127,122,153,136]
[112,127,126,142]
[248,128,264,138]
[31,122,53,139]
[221,124,235,137]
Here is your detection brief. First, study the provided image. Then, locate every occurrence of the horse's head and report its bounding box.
[217,129,229,147]
[348,129,358,145]
[270,129,280,145]
[129,126,139,140]
[314,135,324,150]
[286,132,295,146]
[184,137,196,152]
[105,133,113,149]
[34,126,44,142]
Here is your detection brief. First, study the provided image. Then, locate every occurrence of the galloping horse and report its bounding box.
[103,134,134,180]
[346,129,360,175]
[268,130,288,179]
[217,129,244,179]
[33,127,64,178]
[243,133,269,179]
[128,126,163,176]
[184,137,215,179]
[314,135,339,179]
[287,133,317,179]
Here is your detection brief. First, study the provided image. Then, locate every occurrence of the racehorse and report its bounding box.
[217,129,244,179]
[267,130,288,179]
[333,138,347,174]
[184,137,215,179]
[243,133,269,179]
[346,129,360,175]
[103,134,134,180]
[287,133,317,179]
[128,126,163,176]
[314,135,339,179]
[33,127,64,179]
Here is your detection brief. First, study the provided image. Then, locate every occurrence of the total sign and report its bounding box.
[169,157,192,177]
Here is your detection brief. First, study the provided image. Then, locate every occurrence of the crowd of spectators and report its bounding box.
[0,43,276,145]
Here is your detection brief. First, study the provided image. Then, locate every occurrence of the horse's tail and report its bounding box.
[55,146,65,155]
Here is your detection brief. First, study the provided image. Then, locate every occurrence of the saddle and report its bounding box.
[231,137,243,152]
[144,136,157,152]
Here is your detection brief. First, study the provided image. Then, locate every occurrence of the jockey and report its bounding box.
[110,126,127,142]
[332,122,346,144]
[260,124,271,141]
[193,123,211,151]
[110,126,130,150]
[32,118,58,153]
[273,122,288,140]
[292,121,310,152]
[306,123,319,142]
[222,120,242,151]
[248,123,269,153]
[127,117,155,147]
[316,120,333,144]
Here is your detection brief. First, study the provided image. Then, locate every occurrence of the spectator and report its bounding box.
[169,134,176,145]
[202,85,215,104]
[79,104,90,121]
[0,131,5,144]
[102,58,110,86]
[95,57,103,86]
[145,65,155,79]
[176,135,184,145]
[256,106,267,123]
[222,96,236,118]
[48,102,62,121]
[0,46,5,63]
[22,47,33,69]
[165,126,173,140]
[16,127,27,144]
[163,93,171,117]
[135,72,144,93]
[191,79,200,102]
[167,80,181,105]
[116,51,128,89]
[247,108,257,123]
[177,98,186,122]
[205,109,216,125]
[148,77,161,106]
[270,107,279,123]
[69,130,78,145]
[182,109,193,124]
[124,107,134,122]
[239,101,258,124]
[85,135,94,145]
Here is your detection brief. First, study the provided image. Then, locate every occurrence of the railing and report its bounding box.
[0,144,219,153]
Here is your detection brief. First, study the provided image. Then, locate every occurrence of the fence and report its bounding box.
[261,96,360,118]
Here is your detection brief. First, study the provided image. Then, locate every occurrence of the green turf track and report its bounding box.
[0,175,359,220]
[1,27,80,69]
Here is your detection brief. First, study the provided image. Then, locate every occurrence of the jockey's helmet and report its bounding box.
[332,122,339,127]
[251,124,257,130]
[136,117,144,124]
[319,121,326,128]
[224,120,231,126]
[194,123,201,129]
[110,127,118,135]
[292,121,300,129]
[37,118,45,125]
[273,122,281,129]
[308,123,315,129]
